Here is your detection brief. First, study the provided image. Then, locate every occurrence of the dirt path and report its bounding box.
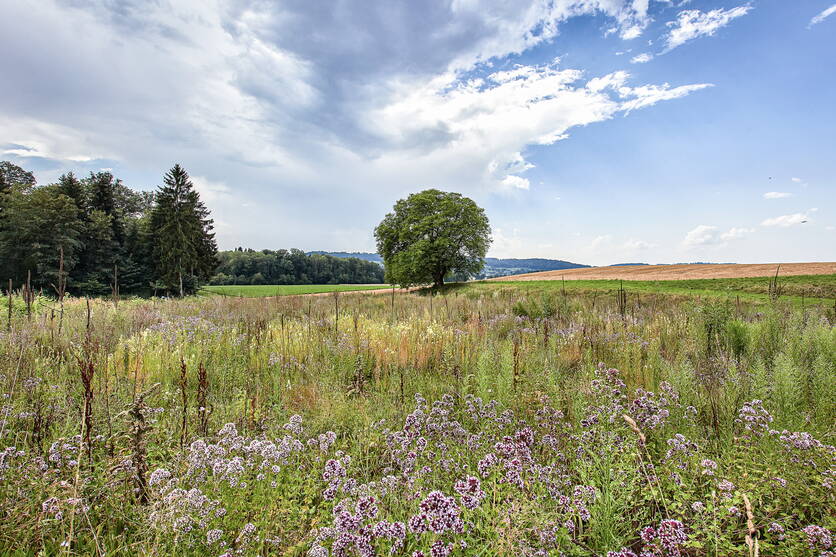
[492,262,836,281]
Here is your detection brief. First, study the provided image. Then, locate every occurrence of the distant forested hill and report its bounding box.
[482,258,589,276]
[309,252,588,279]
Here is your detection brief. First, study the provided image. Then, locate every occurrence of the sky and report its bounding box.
[1,0,834,265]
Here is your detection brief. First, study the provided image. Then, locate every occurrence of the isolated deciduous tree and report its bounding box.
[150,164,217,296]
[375,189,491,288]
[0,161,36,194]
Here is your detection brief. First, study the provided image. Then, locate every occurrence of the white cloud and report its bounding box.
[590,235,655,253]
[624,238,655,250]
[617,81,713,113]
[809,4,836,26]
[683,225,751,247]
[371,62,709,190]
[489,227,526,257]
[763,191,793,199]
[590,235,613,250]
[0,119,111,163]
[720,227,753,240]
[761,212,811,227]
[500,175,531,190]
[488,151,535,177]
[791,177,802,183]
[663,5,752,52]
[682,224,719,247]
[630,53,654,63]
[191,176,232,203]
[444,0,655,68]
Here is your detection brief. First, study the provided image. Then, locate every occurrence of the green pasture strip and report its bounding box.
[201,284,388,297]
[471,274,836,304]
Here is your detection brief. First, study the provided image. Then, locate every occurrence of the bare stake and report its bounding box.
[6,279,11,331]
[197,362,209,437]
[179,358,188,449]
[78,355,95,463]
[112,264,119,308]
[616,280,627,319]
[768,265,783,302]
[129,383,160,505]
[25,270,32,321]
[334,291,339,336]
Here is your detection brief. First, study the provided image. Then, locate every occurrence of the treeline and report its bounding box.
[0,161,217,297]
[1,160,385,297]
[211,249,384,285]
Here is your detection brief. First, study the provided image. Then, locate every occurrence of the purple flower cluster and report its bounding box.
[629,385,674,430]
[322,455,351,500]
[699,458,717,476]
[477,453,498,478]
[147,315,221,346]
[40,496,89,521]
[608,550,638,557]
[47,436,81,469]
[735,399,773,439]
[767,522,785,540]
[0,445,26,480]
[803,525,832,551]
[717,479,735,499]
[637,519,687,556]
[308,431,338,453]
[409,491,464,535]
[664,434,697,469]
[586,364,628,425]
[312,497,406,556]
[454,475,485,509]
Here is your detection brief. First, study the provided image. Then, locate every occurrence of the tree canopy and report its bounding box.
[374,189,491,288]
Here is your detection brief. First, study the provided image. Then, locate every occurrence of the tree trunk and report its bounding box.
[433,269,445,289]
[178,270,184,298]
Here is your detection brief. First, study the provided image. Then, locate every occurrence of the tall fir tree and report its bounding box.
[150,164,217,296]
[57,172,87,212]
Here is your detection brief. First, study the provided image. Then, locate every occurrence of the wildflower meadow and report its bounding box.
[0,285,833,556]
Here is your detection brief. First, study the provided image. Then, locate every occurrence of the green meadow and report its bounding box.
[485,274,836,304]
[202,284,388,297]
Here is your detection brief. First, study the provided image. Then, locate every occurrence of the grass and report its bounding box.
[484,273,836,304]
[201,283,388,297]
[0,285,833,555]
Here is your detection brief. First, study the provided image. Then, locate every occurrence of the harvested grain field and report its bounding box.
[492,262,836,281]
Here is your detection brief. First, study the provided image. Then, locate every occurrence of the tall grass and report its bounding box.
[0,285,832,555]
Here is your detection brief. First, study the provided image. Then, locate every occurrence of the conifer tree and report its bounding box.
[57,172,87,212]
[150,164,217,296]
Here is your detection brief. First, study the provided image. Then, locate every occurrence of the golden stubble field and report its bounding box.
[492,262,836,281]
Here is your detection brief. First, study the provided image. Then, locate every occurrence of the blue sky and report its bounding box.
[1,0,834,265]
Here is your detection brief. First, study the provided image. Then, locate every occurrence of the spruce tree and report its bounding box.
[150,164,217,296]
[57,172,87,212]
